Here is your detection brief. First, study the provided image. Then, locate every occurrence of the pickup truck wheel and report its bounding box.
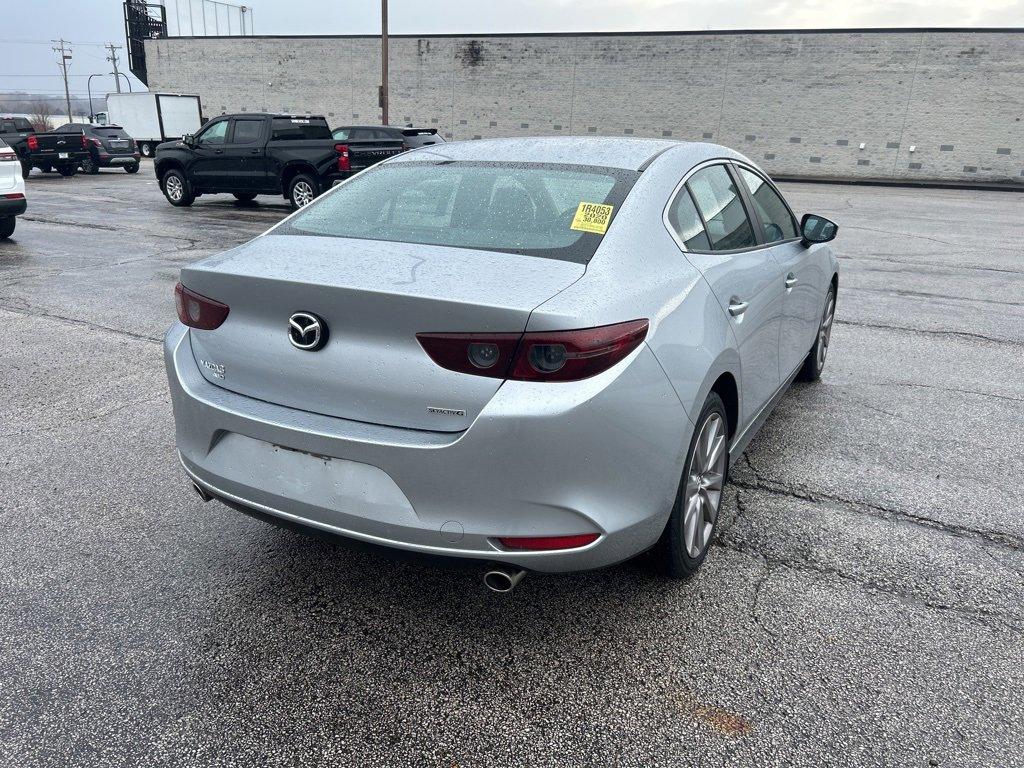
[161,169,195,207]
[39,164,53,173]
[233,192,258,202]
[0,217,14,241]
[140,143,153,158]
[57,164,77,177]
[81,156,99,175]
[288,174,319,209]
[125,163,140,174]
[21,164,30,179]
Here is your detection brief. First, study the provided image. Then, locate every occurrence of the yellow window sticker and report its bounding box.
[570,202,614,235]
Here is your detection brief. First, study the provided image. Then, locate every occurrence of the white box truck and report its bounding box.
[105,93,203,158]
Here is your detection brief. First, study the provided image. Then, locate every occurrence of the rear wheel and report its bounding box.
[39,164,53,173]
[21,164,30,179]
[81,155,99,174]
[125,163,140,174]
[796,286,836,382]
[0,217,14,240]
[233,192,258,202]
[656,392,729,579]
[288,173,318,209]
[161,169,194,207]
[140,142,153,158]
[57,164,77,177]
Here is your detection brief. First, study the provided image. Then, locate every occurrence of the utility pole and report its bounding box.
[52,39,74,122]
[381,0,389,125]
[105,43,124,93]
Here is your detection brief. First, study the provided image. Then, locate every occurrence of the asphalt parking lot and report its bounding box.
[1,162,1022,767]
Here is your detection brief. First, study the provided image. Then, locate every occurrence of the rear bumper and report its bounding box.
[0,197,26,217]
[97,153,141,166]
[164,323,692,573]
[31,151,88,165]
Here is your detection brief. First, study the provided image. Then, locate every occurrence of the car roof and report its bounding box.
[388,136,715,171]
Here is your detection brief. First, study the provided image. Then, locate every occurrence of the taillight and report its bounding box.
[27,135,38,151]
[335,143,351,172]
[174,282,229,330]
[416,319,648,383]
[1,193,25,200]
[89,137,102,148]
[498,533,600,551]
[0,150,17,162]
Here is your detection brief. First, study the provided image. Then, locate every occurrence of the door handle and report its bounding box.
[250,148,262,155]
[785,273,798,289]
[728,299,749,317]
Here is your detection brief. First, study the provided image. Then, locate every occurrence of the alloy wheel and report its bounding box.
[293,181,315,207]
[682,412,727,558]
[817,292,835,369]
[165,175,183,202]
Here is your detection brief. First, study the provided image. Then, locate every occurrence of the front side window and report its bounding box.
[231,119,262,144]
[332,128,350,140]
[686,165,758,251]
[279,161,639,264]
[667,187,711,251]
[737,166,798,243]
[198,120,228,145]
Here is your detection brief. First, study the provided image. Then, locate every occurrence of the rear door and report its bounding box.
[667,162,784,425]
[223,117,267,191]
[734,164,825,378]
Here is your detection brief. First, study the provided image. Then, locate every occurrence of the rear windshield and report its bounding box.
[2,118,33,133]
[95,128,130,139]
[279,161,639,263]
[270,117,332,141]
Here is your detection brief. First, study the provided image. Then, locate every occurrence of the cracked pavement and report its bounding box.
[0,166,1022,767]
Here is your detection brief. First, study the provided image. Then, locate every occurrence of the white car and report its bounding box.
[0,138,27,240]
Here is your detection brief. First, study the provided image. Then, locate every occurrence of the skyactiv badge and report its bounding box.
[570,202,614,234]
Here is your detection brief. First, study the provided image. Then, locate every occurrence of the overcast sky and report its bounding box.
[2,0,1022,97]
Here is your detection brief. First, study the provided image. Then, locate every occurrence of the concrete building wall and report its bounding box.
[144,29,1024,185]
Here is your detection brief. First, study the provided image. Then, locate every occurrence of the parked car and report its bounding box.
[155,113,405,209]
[0,138,27,239]
[0,115,89,178]
[164,137,838,591]
[52,123,141,174]
[332,125,445,149]
[104,92,203,158]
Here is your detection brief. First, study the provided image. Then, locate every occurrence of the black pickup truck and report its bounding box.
[154,113,404,209]
[0,116,90,178]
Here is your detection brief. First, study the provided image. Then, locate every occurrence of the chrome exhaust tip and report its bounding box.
[191,481,212,503]
[483,566,526,593]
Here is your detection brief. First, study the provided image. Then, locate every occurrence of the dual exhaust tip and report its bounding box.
[190,480,526,593]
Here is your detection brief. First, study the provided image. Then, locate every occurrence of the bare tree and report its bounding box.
[29,101,54,132]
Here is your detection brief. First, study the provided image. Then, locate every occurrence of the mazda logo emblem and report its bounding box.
[288,311,328,351]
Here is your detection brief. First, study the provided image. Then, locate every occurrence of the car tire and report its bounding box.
[233,192,258,202]
[57,164,77,177]
[21,164,30,179]
[0,216,14,240]
[39,164,53,173]
[125,163,140,174]
[656,392,729,579]
[796,286,836,383]
[140,143,153,158]
[161,169,195,207]
[288,173,319,209]
[81,156,99,175]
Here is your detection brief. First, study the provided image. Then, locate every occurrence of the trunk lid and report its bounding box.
[183,234,585,432]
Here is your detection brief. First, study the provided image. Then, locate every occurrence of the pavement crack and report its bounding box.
[0,302,162,344]
[835,318,1022,349]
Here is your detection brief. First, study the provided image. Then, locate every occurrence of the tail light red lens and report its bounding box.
[27,135,38,152]
[89,137,102,148]
[81,133,89,149]
[416,319,648,383]
[0,150,17,162]
[174,282,229,330]
[498,533,600,551]
[335,143,351,172]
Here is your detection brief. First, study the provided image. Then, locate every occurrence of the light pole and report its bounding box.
[87,74,105,121]
[381,0,389,125]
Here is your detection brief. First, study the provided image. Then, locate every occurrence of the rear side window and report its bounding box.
[232,119,263,144]
[279,161,639,264]
[686,165,757,251]
[737,167,798,243]
[270,118,332,141]
[667,188,711,251]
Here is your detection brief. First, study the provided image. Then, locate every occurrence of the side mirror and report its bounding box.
[182,134,195,147]
[800,213,838,246]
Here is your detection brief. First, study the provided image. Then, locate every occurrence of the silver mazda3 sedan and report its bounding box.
[165,137,838,586]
